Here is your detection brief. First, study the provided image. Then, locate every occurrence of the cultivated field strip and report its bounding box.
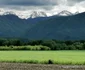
[0,63,85,70]
[0,51,85,65]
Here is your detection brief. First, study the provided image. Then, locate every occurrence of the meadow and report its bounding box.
[0,51,85,65]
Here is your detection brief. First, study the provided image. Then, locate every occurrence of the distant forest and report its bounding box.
[0,38,85,50]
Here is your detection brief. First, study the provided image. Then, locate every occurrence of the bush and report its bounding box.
[48,60,53,64]
[0,45,51,50]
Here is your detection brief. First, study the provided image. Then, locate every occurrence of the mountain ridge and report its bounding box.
[0,12,85,40]
[57,10,73,16]
[0,9,79,19]
[25,12,85,40]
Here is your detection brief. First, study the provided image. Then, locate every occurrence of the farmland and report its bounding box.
[0,51,85,65]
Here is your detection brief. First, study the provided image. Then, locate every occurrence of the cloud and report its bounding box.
[0,0,84,6]
[0,0,85,19]
[0,0,57,6]
[0,0,84,10]
[0,0,85,11]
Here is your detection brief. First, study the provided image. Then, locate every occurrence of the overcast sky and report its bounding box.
[0,0,85,18]
[0,0,84,6]
[0,0,56,6]
[0,0,85,11]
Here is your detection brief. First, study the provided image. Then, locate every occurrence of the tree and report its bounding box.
[41,40,57,50]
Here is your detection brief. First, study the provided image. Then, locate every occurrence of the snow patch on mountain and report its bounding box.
[30,11,47,18]
[57,10,73,16]
[3,11,15,15]
[0,8,81,19]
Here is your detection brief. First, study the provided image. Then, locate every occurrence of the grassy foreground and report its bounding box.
[0,51,85,65]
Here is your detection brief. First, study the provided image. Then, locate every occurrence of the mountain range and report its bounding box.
[0,10,85,40]
[0,9,78,19]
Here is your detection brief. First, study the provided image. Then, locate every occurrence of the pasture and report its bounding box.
[0,51,85,65]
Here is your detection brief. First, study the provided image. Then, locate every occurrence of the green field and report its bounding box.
[0,51,85,65]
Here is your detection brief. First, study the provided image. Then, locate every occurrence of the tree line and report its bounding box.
[0,38,85,50]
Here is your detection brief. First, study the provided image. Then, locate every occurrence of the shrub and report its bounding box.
[48,60,53,64]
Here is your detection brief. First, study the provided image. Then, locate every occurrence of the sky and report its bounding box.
[0,0,85,19]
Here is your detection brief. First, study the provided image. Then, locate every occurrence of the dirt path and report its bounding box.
[0,63,85,70]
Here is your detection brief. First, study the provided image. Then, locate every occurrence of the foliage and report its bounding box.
[0,38,85,50]
[0,45,50,50]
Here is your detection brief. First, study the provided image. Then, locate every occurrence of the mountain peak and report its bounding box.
[3,11,15,15]
[30,11,47,18]
[58,10,73,16]
[75,11,79,15]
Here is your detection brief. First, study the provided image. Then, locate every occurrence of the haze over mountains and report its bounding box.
[0,10,85,40]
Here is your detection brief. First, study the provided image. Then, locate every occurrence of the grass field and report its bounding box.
[0,51,85,65]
